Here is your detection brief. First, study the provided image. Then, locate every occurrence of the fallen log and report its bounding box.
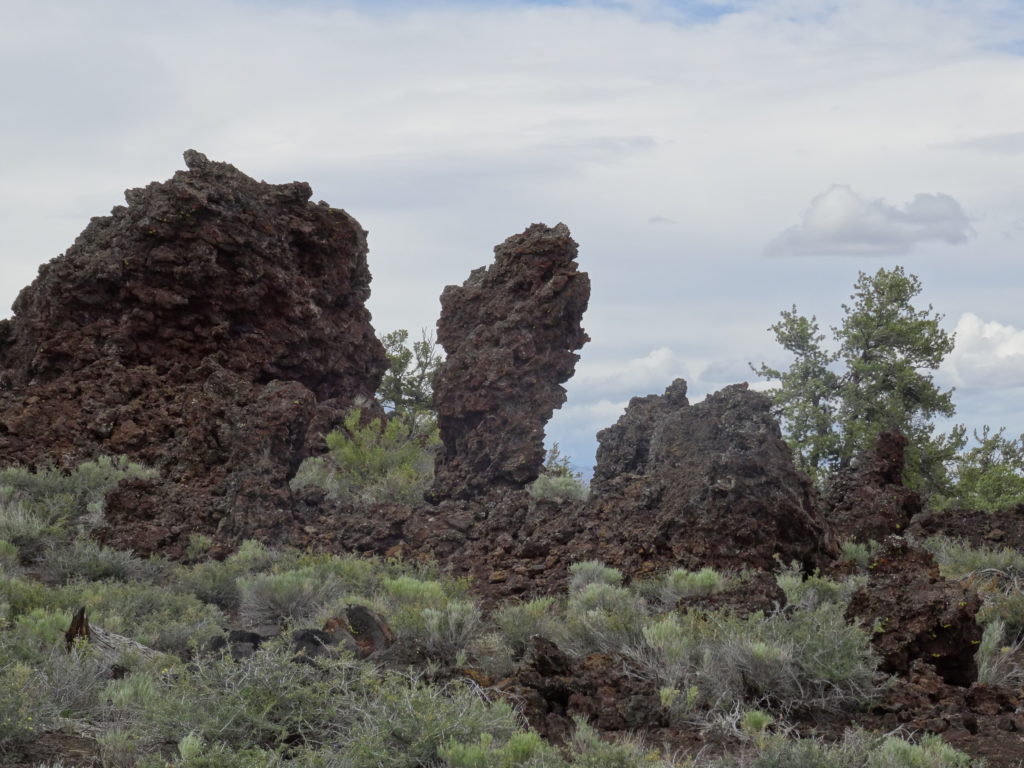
[64,606,165,667]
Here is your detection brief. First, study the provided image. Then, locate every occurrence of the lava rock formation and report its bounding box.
[429,223,590,501]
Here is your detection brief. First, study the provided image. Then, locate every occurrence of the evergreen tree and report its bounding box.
[754,267,964,492]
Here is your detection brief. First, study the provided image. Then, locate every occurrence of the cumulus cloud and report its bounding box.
[765,185,974,257]
[941,312,1024,391]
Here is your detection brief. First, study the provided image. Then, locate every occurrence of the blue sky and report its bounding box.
[2,0,1023,474]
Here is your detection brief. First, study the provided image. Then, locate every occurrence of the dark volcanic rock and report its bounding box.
[591,380,839,573]
[846,536,982,686]
[823,429,922,543]
[429,223,590,501]
[294,381,839,601]
[0,151,385,551]
[497,636,664,740]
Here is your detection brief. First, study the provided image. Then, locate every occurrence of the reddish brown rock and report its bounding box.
[846,537,982,686]
[591,381,839,573]
[429,223,589,501]
[0,151,385,551]
[822,429,922,543]
[497,636,663,741]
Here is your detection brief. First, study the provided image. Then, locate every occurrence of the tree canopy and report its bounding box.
[754,267,964,492]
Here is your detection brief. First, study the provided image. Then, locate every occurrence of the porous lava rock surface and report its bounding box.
[0,150,385,551]
[590,380,839,573]
[494,636,664,742]
[822,429,922,543]
[429,223,590,501]
[846,536,982,687]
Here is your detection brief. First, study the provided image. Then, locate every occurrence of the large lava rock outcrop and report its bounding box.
[590,380,839,573]
[0,150,386,552]
[429,223,590,501]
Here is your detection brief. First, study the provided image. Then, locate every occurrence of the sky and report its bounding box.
[2,0,1024,474]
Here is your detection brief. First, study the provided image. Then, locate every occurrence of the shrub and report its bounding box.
[492,597,560,655]
[38,536,143,584]
[707,728,981,768]
[238,567,342,627]
[466,632,516,680]
[0,455,157,529]
[80,581,226,655]
[0,660,53,750]
[291,409,438,504]
[333,678,524,768]
[186,533,214,561]
[567,561,623,592]
[775,562,859,610]
[562,581,648,655]
[839,540,880,569]
[565,717,667,768]
[0,540,18,576]
[922,535,1024,579]
[529,474,589,502]
[632,603,876,717]
[442,730,563,768]
[975,618,1024,688]
[660,567,726,605]
[0,500,59,559]
[179,559,242,611]
[421,600,483,663]
[1,607,69,664]
[103,636,359,753]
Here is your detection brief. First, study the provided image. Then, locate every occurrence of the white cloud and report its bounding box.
[942,312,1024,391]
[938,131,1024,155]
[572,347,687,399]
[765,185,975,257]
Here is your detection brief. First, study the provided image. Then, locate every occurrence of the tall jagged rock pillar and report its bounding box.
[429,223,589,501]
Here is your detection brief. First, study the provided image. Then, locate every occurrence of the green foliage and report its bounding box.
[79,581,225,655]
[378,328,444,425]
[975,618,1024,688]
[38,536,144,585]
[754,267,963,492]
[0,540,18,576]
[713,728,980,768]
[529,444,589,501]
[568,560,623,592]
[442,730,563,768]
[922,535,1024,579]
[291,409,439,504]
[237,567,342,627]
[103,637,360,752]
[634,603,876,717]
[775,562,861,611]
[659,567,726,606]
[421,599,483,663]
[0,660,49,750]
[563,581,648,655]
[931,425,1024,512]
[0,455,157,528]
[492,597,560,655]
[839,539,880,569]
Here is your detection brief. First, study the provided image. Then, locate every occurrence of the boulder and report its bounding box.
[845,536,982,686]
[429,223,589,500]
[590,380,839,572]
